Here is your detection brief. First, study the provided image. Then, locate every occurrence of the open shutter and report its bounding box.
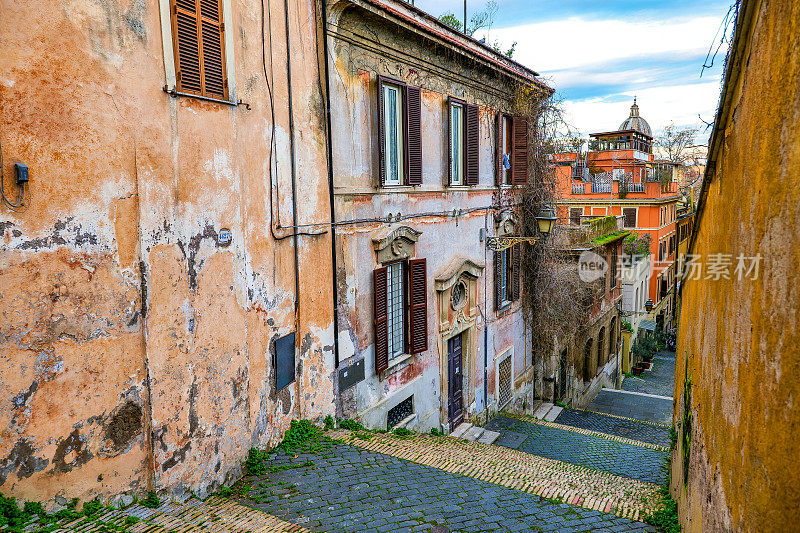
[511,244,521,301]
[408,259,428,354]
[446,97,454,185]
[377,76,387,187]
[199,0,227,99]
[374,267,388,374]
[405,86,422,185]
[465,104,479,185]
[511,116,529,185]
[171,0,227,99]
[495,112,503,186]
[494,251,503,311]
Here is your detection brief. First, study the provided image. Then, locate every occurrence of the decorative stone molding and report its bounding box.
[372,225,421,263]
[434,256,484,292]
[495,210,517,237]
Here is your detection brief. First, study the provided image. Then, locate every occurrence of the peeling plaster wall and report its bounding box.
[327,1,535,431]
[672,0,800,530]
[1,0,335,504]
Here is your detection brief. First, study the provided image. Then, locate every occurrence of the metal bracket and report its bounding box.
[485,236,542,251]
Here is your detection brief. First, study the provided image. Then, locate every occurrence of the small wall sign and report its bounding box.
[218,228,232,247]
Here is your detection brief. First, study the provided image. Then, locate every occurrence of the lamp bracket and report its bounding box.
[486,236,542,251]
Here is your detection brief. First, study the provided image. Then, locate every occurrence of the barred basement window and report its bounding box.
[387,396,413,429]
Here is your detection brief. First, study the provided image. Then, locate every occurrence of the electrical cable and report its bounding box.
[0,140,30,212]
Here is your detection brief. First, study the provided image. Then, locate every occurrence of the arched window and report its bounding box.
[597,326,606,368]
[584,338,593,381]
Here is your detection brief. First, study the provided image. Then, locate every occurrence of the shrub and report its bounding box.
[338,418,364,432]
[323,415,335,430]
[280,419,324,452]
[141,491,160,509]
[246,447,269,476]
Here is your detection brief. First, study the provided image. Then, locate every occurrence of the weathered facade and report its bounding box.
[672,0,800,530]
[324,0,550,432]
[1,0,335,504]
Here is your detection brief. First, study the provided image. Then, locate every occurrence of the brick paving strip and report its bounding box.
[28,497,309,532]
[504,412,670,451]
[328,429,660,521]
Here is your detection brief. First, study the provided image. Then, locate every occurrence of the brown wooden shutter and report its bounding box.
[494,251,503,311]
[377,76,387,187]
[171,0,227,100]
[446,97,454,185]
[374,267,389,374]
[405,86,422,185]
[511,116,529,185]
[408,259,428,354]
[495,112,503,186]
[465,104,479,186]
[511,244,521,301]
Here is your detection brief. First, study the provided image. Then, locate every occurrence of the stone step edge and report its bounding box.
[501,412,671,451]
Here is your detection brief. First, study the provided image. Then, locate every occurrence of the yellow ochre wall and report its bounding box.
[672,0,800,530]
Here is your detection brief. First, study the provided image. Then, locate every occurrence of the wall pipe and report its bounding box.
[319,0,341,370]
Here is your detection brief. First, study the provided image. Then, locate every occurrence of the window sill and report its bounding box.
[163,86,248,109]
[380,352,415,380]
[496,302,512,316]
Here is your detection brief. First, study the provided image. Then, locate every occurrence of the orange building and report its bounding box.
[553,100,680,329]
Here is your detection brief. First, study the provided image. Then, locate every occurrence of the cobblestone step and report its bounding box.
[533,402,554,419]
[449,422,473,438]
[462,425,485,441]
[544,405,563,421]
[330,429,660,521]
[477,428,501,444]
[17,497,308,532]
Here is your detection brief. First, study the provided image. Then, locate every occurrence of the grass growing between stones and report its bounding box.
[642,433,681,532]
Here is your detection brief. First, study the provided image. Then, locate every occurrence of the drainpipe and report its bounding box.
[319,0,340,373]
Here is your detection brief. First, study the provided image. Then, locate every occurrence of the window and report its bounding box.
[170,0,228,100]
[383,83,404,185]
[378,77,422,187]
[374,259,428,374]
[570,208,583,226]
[387,396,413,429]
[386,262,405,359]
[450,102,464,184]
[448,98,478,186]
[496,114,529,185]
[623,208,637,228]
[495,245,520,311]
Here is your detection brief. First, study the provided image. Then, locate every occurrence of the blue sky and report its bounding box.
[412,0,733,137]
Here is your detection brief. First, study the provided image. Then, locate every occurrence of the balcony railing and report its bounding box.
[572,183,585,194]
[629,182,645,192]
[592,183,612,193]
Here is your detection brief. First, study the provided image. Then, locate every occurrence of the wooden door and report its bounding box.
[447,334,464,431]
[559,349,568,400]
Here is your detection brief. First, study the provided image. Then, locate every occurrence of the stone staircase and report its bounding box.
[532,402,563,422]
[449,422,500,444]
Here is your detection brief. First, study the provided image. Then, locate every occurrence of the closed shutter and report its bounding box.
[408,259,428,354]
[511,116,529,185]
[494,251,503,311]
[405,86,422,185]
[495,112,503,186]
[374,267,389,374]
[511,244,521,301]
[623,208,636,228]
[465,104,479,185]
[171,0,227,100]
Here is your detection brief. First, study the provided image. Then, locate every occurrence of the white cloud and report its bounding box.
[477,15,721,73]
[563,81,722,136]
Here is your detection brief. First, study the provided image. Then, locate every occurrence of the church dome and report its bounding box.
[618,98,652,137]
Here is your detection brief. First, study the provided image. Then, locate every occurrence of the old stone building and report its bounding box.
[543,216,626,406]
[323,0,551,432]
[1,0,335,504]
[672,0,800,530]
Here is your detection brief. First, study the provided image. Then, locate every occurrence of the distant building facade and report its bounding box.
[553,100,680,331]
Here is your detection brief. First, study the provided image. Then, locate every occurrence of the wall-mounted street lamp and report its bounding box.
[486,205,558,251]
[645,298,654,313]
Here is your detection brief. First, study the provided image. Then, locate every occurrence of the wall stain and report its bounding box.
[0,439,49,485]
[104,401,143,451]
[161,442,191,472]
[52,429,93,474]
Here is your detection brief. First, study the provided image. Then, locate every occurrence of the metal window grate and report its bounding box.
[387,395,413,429]
[387,262,405,360]
[498,354,512,407]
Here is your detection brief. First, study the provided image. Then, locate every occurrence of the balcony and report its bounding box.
[592,182,612,193]
[572,183,586,194]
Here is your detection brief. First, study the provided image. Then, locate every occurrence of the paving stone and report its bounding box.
[236,442,655,533]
